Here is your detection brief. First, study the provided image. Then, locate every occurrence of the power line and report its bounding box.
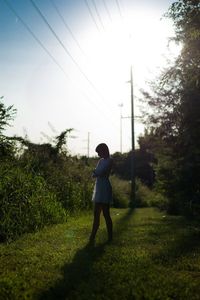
[115,0,123,20]
[3,0,70,81]
[3,0,118,129]
[84,0,101,32]
[50,0,86,58]
[29,0,112,111]
[91,0,105,30]
[5,0,119,134]
[102,0,112,22]
[29,0,86,77]
[29,0,118,127]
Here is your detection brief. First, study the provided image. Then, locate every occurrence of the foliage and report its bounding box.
[110,175,130,208]
[55,128,73,154]
[0,161,66,242]
[13,136,94,213]
[112,150,154,187]
[0,96,16,134]
[0,101,94,242]
[135,179,168,210]
[0,97,17,159]
[41,158,94,212]
[141,0,200,215]
[0,135,15,158]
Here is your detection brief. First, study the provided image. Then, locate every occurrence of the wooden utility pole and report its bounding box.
[118,103,123,153]
[87,132,90,158]
[130,65,135,205]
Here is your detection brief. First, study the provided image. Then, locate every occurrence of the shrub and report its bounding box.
[0,162,66,242]
[56,179,93,212]
[39,160,94,212]
[135,179,168,210]
[110,175,131,208]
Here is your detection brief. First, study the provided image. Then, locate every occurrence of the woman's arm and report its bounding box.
[93,158,112,177]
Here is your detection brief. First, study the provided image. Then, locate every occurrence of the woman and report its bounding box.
[89,143,113,243]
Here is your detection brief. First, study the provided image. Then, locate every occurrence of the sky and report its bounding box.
[0,0,180,156]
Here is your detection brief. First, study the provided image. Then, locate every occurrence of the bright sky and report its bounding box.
[0,0,180,156]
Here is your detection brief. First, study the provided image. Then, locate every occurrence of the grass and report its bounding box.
[1,208,200,299]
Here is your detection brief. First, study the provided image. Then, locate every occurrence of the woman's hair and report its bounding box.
[95,143,110,157]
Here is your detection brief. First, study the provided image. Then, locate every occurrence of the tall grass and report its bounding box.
[110,176,167,210]
[0,153,95,242]
[135,179,168,210]
[110,175,131,208]
[42,162,93,213]
[0,161,66,242]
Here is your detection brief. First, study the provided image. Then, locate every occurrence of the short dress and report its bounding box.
[92,157,113,204]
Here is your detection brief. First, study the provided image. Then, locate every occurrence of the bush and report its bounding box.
[135,179,168,210]
[54,178,93,212]
[110,177,165,209]
[110,175,131,208]
[39,160,94,212]
[0,162,66,242]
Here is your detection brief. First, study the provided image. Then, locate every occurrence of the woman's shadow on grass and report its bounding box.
[39,208,134,300]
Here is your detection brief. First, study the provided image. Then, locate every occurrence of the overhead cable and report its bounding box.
[84,0,101,32]
[91,0,105,30]
[3,0,70,81]
[29,0,106,104]
[29,0,117,126]
[102,0,112,22]
[50,0,86,58]
[3,0,117,127]
[115,0,123,20]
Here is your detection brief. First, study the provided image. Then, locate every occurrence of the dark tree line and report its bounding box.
[139,0,200,215]
[112,0,200,216]
[111,148,155,187]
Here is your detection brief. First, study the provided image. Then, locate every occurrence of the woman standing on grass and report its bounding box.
[89,143,113,243]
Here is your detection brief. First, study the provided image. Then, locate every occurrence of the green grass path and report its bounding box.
[1,208,200,300]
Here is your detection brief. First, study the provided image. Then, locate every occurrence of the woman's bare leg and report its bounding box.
[89,203,102,241]
[102,204,113,241]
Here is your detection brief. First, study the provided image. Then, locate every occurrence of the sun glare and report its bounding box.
[73,7,179,118]
[64,7,181,154]
[39,4,181,154]
[1,0,182,155]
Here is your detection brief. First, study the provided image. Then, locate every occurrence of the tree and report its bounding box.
[0,97,17,158]
[142,0,200,214]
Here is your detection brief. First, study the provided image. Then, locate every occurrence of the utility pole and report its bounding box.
[82,132,90,160]
[87,132,90,158]
[130,65,135,206]
[118,103,123,153]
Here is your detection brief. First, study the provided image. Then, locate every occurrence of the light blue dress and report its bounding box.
[92,157,113,204]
